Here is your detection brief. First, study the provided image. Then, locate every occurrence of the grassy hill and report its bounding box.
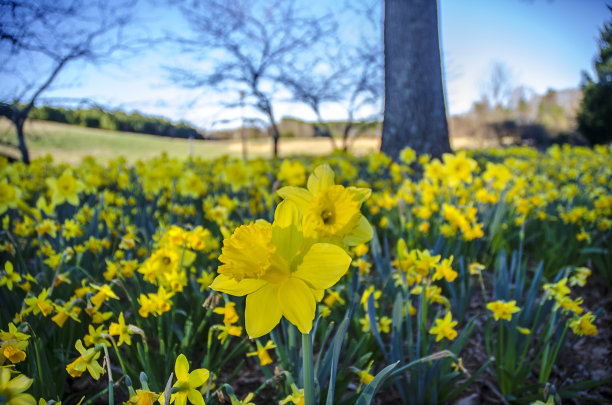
[0,118,380,164]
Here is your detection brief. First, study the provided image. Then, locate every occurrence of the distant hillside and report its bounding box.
[450,87,585,147]
[24,105,203,139]
[207,117,382,142]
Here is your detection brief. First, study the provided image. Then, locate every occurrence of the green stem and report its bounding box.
[109,336,127,375]
[498,322,505,395]
[302,332,315,405]
[100,345,114,405]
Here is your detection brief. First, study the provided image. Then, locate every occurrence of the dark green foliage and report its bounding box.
[28,105,202,139]
[577,10,612,145]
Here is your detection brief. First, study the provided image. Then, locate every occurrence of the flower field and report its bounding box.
[1,144,611,404]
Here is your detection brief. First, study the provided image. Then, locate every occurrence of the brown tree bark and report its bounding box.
[381,0,451,160]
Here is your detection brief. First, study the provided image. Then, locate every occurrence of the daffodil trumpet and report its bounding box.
[210,199,352,338]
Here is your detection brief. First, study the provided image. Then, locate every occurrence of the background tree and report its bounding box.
[0,0,138,163]
[577,8,611,145]
[279,1,383,151]
[381,0,451,160]
[169,0,333,158]
[481,61,514,114]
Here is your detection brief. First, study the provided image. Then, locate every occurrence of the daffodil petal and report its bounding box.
[307,164,335,195]
[175,354,189,380]
[210,274,266,296]
[294,243,351,290]
[313,289,324,301]
[277,186,312,212]
[246,284,282,338]
[272,200,304,262]
[187,390,205,405]
[348,186,372,203]
[7,373,33,391]
[278,278,316,334]
[188,369,209,388]
[344,216,373,246]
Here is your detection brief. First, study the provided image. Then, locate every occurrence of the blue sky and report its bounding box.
[7,0,610,129]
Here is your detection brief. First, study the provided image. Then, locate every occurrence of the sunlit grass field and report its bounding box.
[0,118,382,164]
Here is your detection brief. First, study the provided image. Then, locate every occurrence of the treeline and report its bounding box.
[28,106,202,139]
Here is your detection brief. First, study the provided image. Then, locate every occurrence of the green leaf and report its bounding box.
[355,361,400,405]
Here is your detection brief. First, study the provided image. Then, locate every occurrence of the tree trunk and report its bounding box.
[269,119,281,159]
[381,0,451,160]
[13,111,30,164]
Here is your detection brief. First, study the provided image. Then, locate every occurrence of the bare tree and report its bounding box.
[279,2,383,151]
[0,0,139,163]
[481,61,514,111]
[381,0,451,160]
[168,0,334,158]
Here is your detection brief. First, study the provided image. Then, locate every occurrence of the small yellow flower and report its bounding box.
[0,261,21,291]
[46,170,84,206]
[109,312,133,346]
[24,288,54,317]
[169,354,210,405]
[90,284,119,308]
[355,360,375,393]
[486,300,520,322]
[429,312,458,342]
[279,384,304,405]
[468,262,485,275]
[124,388,160,405]
[569,312,598,336]
[213,302,240,325]
[246,340,276,366]
[66,339,105,380]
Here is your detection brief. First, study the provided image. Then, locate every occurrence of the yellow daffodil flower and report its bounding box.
[279,384,304,405]
[109,312,133,346]
[569,312,598,336]
[486,300,521,322]
[277,164,373,246]
[65,339,104,380]
[169,354,209,405]
[246,340,276,366]
[210,200,351,338]
[429,312,458,342]
[46,170,84,206]
[24,289,54,317]
[0,261,21,291]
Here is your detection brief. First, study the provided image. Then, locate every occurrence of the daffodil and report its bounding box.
[65,339,105,379]
[569,312,598,336]
[210,200,351,338]
[230,392,256,405]
[125,389,160,405]
[90,284,119,308]
[354,360,375,393]
[109,312,133,346]
[486,300,520,322]
[23,289,54,317]
[277,164,372,246]
[46,170,84,206]
[213,302,240,324]
[279,384,304,405]
[246,340,276,366]
[0,261,21,291]
[429,312,458,341]
[169,354,209,405]
[0,368,36,405]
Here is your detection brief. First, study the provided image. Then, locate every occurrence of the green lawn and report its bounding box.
[0,118,381,164]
